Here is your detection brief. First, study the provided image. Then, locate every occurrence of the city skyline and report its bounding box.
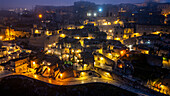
[0,0,169,9]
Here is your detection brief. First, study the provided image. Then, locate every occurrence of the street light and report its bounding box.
[33,61,35,65]
[34,74,38,78]
[81,72,85,76]
[87,13,92,16]
[38,14,43,18]
[60,34,66,38]
[0,36,3,40]
[99,8,103,12]
[100,57,104,60]
[60,73,63,79]
[94,13,97,17]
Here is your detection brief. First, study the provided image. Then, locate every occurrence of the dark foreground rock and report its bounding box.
[0,75,137,96]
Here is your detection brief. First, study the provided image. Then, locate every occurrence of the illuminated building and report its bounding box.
[93,52,116,70]
[7,57,29,73]
[1,28,30,41]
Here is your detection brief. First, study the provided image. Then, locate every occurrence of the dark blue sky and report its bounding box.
[0,0,169,9]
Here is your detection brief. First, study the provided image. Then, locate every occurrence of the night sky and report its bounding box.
[0,0,169,9]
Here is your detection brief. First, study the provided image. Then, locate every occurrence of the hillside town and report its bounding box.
[0,0,170,95]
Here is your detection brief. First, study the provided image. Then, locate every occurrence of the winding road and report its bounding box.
[0,70,154,96]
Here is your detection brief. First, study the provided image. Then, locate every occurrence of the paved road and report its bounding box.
[94,64,112,71]
[0,70,13,78]
[0,70,151,96]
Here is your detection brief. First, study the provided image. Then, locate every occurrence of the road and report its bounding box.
[0,70,152,96]
[94,64,112,71]
[0,70,13,78]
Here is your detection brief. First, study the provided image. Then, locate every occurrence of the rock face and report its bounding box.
[0,75,137,96]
